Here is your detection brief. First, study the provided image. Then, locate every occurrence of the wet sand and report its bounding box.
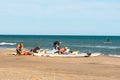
[0,49,120,80]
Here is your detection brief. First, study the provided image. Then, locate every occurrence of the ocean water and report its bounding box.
[0,35,120,57]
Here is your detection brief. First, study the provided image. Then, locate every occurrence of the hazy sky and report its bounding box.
[0,0,120,35]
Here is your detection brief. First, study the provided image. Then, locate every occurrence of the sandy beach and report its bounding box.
[0,49,120,80]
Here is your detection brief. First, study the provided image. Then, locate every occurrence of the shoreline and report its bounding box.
[0,49,120,80]
[0,48,120,58]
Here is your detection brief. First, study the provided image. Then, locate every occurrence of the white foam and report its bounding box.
[90,53,101,57]
[0,42,16,45]
[109,54,120,57]
[72,45,120,49]
[33,52,101,57]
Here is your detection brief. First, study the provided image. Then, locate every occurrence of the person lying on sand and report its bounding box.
[30,46,40,53]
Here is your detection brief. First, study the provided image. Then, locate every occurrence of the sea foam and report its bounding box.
[0,42,17,45]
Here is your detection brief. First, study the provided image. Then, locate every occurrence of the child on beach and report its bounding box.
[16,43,24,55]
[59,47,70,54]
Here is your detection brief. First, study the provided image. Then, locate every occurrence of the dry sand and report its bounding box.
[0,49,120,80]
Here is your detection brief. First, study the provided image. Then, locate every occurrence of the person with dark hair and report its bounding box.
[53,41,62,50]
[32,46,40,53]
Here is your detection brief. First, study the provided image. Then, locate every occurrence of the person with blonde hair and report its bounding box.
[59,47,69,54]
[16,43,24,55]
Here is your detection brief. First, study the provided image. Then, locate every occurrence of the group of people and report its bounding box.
[16,41,69,55]
[16,42,40,55]
[53,41,70,54]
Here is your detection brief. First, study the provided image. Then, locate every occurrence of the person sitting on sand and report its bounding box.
[16,43,24,55]
[53,41,62,50]
[31,46,40,53]
[59,47,70,54]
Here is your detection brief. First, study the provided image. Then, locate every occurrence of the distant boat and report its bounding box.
[104,38,112,44]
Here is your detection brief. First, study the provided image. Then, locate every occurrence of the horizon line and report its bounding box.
[0,34,120,36]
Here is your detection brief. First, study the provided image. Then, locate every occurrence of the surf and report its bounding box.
[0,42,17,45]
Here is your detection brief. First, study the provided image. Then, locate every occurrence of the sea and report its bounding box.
[0,35,120,57]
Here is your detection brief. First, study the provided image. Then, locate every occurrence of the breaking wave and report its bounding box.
[109,54,120,57]
[71,45,120,49]
[0,42,17,45]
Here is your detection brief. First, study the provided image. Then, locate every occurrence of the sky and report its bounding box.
[0,0,120,35]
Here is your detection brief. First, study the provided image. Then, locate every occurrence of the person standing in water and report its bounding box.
[106,38,110,42]
[53,41,62,50]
